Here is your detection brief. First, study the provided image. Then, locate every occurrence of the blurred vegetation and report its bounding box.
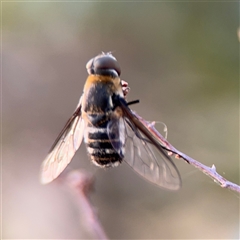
[2,2,239,239]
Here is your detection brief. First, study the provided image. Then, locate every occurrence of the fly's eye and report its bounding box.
[86,53,121,77]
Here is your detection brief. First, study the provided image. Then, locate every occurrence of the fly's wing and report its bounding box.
[111,96,181,190]
[40,97,85,184]
[107,109,126,158]
[124,121,181,190]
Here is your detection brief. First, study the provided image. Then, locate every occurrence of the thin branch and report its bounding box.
[132,111,240,193]
[65,170,109,240]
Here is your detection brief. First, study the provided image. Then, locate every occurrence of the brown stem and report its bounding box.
[132,111,240,193]
[65,170,109,239]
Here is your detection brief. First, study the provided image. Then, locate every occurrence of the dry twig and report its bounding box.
[65,170,108,239]
[133,112,240,193]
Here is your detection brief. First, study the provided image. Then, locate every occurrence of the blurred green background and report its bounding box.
[2,1,239,239]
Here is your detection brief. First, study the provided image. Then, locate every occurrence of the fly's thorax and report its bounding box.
[82,75,123,118]
[83,74,122,98]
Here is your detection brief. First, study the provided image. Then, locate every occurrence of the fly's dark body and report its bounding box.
[82,78,123,167]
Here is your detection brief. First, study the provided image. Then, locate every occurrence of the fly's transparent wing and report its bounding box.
[106,107,181,189]
[114,96,181,190]
[40,98,85,184]
[124,120,181,190]
[107,110,125,158]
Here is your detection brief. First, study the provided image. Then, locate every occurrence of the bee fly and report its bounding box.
[40,52,181,190]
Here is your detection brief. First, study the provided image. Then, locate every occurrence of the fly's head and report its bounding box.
[86,52,121,78]
[86,52,130,98]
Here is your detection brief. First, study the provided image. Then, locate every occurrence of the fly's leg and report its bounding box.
[121,80,130,97]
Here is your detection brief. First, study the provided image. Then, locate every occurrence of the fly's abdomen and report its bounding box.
[84,121,123,167]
